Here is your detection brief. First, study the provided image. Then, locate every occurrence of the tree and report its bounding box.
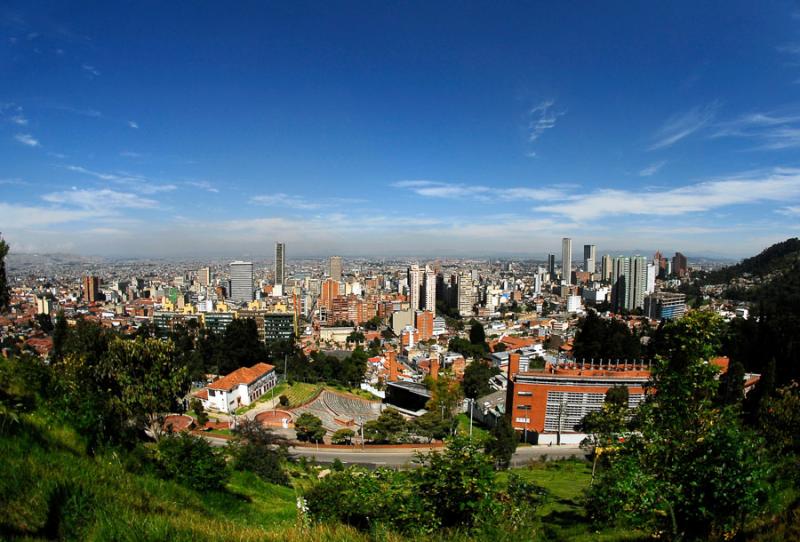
[156,432,229,491]
[586,312,770,540]
[230,418,289,485]
[218,318,267,374]
[425,373,463,422]
[485,416,518,469]
[462,360,500,399]
[363,408,408,443]
[190,397,209,427]
[51,310,68,362]
[331,428,355,445]
[346,331,365,345]
[294,412,325,442]
[469,321,486,345]
[412,411,451,442]
[0,235,8,312]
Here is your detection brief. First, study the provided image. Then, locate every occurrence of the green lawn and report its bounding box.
[455,413,491,442]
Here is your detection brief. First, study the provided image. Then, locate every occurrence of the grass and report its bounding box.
[282,382,324,407]
[323,384,380,401]
[455,413,491,441]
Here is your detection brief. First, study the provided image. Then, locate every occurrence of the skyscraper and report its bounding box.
[329,256,342,281]
[611,255,648,312]
[407,264,421,311]
[547,254,556,280]
[601,254,613,282]
[583,244,596,275]
[274,242,286,286]
[229,261,254,303]
[198,267,211,287]
[83,275,99,303]
[423,264,436,315]
[457,271,477,317]
[561,238,572,285]
[672,252,688,278]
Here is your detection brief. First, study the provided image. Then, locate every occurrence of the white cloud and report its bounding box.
[82,64,100,77]
[250,193,323,209]
[527,100,564,148]
[712,110,800,150]
[14,133,40,147]
[649,103,717,150]
[0,202,98,227]
[128,120,139,129]
[639,161,666,177]
[185,180,220,193]
[393,180,565,201]
[65,165,177,194]
[535,168,800,221]
[42,188,158,211]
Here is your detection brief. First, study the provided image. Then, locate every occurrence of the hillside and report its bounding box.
[704,237,800,284]
[0,409,370,542]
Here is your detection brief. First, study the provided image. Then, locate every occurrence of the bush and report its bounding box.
[230,419,289,486]
[294,413,325,442]
[331,428,355,445]
[155,433,229,491]
[279,394,289,407]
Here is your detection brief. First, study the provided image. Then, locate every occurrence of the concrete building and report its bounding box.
[583,244,596,275]
[646,263,657,294]
[423,265,436,315]
[274,242,286,288]
[672,252,688,278]
[457,271,478,317]
[644,291,687,320]
[198,267,211,287]
[329,256,343,281]
[201,362,277,413]
[83,275,100,303]
[601,254,613,282]
[229,261,254,303]
[561,238,572,285]
[264,312,294,341]
[408,264,421,311]
[547,254,556,281]
[611,255,647,312]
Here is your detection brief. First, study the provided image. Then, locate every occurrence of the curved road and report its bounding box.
[205,435,585,467]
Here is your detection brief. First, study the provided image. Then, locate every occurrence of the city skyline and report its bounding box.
[3,2,800,258]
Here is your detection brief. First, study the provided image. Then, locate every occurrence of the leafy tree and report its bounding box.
[218,318,267,374]
[331,428,355,445]
[0,235,8,312]
[462,360,500,399]
[51,310,68,362]
[411,411,451,442]
[485,416,518,469]
[586,312,770,540]
[34,313,53,333]
[425,373,463,422]
[278,394,289,407]
[363,408,408,443]
[757,382,800,484]
[346,331,365,345]
[572,310,641,362]
[230,418,289,485]
[294,412,325,442]
[493,342,507,352]
[156,432,229,491]
[469,321,486,345]
[190,397,208,427]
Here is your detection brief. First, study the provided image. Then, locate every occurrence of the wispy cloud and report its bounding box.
[526,100,564,154]
[649,103,717,150]
[393,180,566,201]
[65,165,177,194]
[14,133,40,147]
[250,193,323,210]
[535,168,800,221]
[185,180,219,193]
[127,120,139,129]
[1,103,29,126]
[42,188,158,211]
[639,161,666,177]
[712,111,800,150]
[81,63,100,77]
[0,202,99,228]
[120,151,143,158]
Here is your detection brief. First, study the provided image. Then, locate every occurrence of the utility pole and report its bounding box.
[468,398,474,438]
[557,398,566,446]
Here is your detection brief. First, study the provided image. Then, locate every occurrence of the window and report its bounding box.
[517,391,533,396]
[517,404,532,410]
[515,417,530,424]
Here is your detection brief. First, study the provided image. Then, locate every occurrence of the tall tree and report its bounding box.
[485,416,518,469]
[469,321,486,345]
[0,235,9,312]
[462,360,499,399]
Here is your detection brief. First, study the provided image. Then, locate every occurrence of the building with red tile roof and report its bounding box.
[201,362,276,413]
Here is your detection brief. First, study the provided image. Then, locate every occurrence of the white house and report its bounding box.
[198,362,277,413]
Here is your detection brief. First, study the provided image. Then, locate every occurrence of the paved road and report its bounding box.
[205,434,586,467]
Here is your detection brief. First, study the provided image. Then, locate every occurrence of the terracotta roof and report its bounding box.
[192,389,209,400]
[208,362,275,391]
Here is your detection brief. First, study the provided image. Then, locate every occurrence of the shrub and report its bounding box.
[279,394,289,407]
[294,413,325,442]
[331,428,355,445]
[155,432,229,491]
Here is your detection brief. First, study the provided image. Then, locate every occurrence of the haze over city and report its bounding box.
[3,2,800,258]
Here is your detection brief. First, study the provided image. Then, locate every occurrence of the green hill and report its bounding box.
[704,237,800,284]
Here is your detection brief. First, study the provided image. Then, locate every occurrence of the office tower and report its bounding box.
[561,238,572,285]
[274,242,286,286]
[423,265,436,315]
[229,261,254,303]
[583,244,596,275]
[547,254,556,280]
[646,263,657,294]
[601,254,613,282]
[611,255,648,312]
[644,292,687,321]
[457,271,478,317]
[321,278,339,310]
[83,276,99,303]
[408,264,422,311]
[329,256,343,281]
[198,267,211,287]
[672,252,688,278]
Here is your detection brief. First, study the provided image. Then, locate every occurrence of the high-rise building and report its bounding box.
[408,264,421,311]
[547,254,556,280]
[646,263,657,294]
[329,256,343,282]
[415,310,434,341]
[82,276,99,303]
[561,238,572,285]
[601,254,613,282]
[423,265,436,315]
[274,242,286,286]
[583,244,596,275]
[672,252,688,278]
[229,261,254,303]
[321,278,339,311]
[198,267,211,287]
[644,292,687,321]
[457,271,478,317]
[611,256,648,312]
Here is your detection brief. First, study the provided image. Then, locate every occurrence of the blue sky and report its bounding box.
[2,1,800,259]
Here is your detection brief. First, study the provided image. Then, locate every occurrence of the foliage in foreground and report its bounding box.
[305,435,545,537]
